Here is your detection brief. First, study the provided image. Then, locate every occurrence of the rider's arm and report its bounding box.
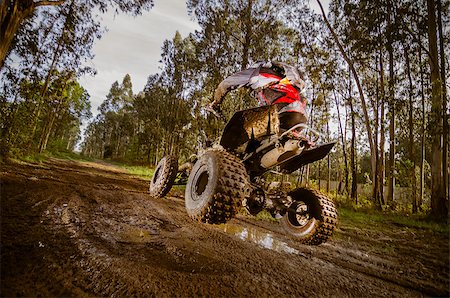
[211,80,231,109]
[210,67,258,109]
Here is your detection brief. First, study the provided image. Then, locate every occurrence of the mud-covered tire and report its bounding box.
[281,188,337,245]
[185,150,249,224]
[149,155,178,198]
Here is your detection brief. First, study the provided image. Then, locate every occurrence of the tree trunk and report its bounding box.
[427,0,448,218]
[327,144,330,193]
[386,6,396,206]
[426,0,447,218]
[115,131,121,158]
[405,45,418,213]
[38,107,57,153]
[241,0,253,69]
[31,38,63,137]
[337,167,342,194]
[349,94,358,203]
[333,89,349,195]
[317,0,375,204]
[372,54,383,208]
[66,134,72,151]
[378,51,386,206]
[326,105,330,193]
[38,73,70,153]
[0,0,34,68]
[419,47,425,210]
[31,1,73,143]
[436,0,448,204]
[0,0,66,68]
[306,85,316,188]
[349,69,358,203]
[305,165,310,187]
[318,161,321,191]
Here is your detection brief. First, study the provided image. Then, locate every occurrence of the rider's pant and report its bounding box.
[278,112,307,132]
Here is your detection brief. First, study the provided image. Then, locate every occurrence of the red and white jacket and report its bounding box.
[212,61,307,117]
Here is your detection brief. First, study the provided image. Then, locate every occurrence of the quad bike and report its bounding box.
[149,105,338,245]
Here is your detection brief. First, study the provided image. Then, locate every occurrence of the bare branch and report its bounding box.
[400,23,431,58]
[34,0,66,7]
[229,30,245,45]
[316,0,375,158]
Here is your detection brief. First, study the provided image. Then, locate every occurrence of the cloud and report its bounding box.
[79,0,200,117]
[308,0,330,15]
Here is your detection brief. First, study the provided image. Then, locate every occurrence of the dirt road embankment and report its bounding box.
[1,159,448,297]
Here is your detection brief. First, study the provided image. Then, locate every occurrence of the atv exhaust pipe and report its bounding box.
[260,140,305,168]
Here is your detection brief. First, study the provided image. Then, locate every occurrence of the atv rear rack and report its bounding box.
[279,123,322,143]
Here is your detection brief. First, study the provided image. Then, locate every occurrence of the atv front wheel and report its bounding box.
[185,150,249,224]
[149,155,178,198]
[281,188,337,245]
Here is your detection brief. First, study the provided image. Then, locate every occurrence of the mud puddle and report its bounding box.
[218,223,299,254]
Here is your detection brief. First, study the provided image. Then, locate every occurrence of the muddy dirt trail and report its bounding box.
[1,158,448,297]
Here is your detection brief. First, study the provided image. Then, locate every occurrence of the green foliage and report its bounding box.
[250,200,448,235]
[1,0,155,159]
[81,30,198,164]
[254,210,278,223]
[2,0,448,217]
[49,151,94,162]
[334,191,375,211]
[119,165,155,181]
[17,151,93,163]
[1,71,91,157]
[338,208,449,235]
[18,153,48,163]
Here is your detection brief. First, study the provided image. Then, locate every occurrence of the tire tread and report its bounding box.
[189,150,249,224]
[149,155,178,198]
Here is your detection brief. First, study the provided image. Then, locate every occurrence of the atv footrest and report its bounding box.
[280,142,336,173]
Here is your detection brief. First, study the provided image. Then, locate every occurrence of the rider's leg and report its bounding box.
[278,112,315,147]
[278,111,307,132]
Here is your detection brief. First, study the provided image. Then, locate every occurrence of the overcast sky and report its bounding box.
[78,0,200,116]
[79,0,330,119]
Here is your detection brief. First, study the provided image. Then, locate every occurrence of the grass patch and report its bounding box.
[19,153,48,163]
[18,152,156,182]
[254,210,279,223]
[119,164,154,180]
[338,207,449,234]
[48,151,94,162]
[172,185,186,191]
[16,151,93,163]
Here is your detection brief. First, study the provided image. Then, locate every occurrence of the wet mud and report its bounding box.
[1,158,448,297]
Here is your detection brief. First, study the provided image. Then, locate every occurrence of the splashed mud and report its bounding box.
[219,223,299,254]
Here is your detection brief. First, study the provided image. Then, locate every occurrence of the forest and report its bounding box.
[1,0,448,219]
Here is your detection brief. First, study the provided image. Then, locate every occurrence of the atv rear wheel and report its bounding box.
[185,150,249,224]
[149,155,178,198]
[281,188,337,245]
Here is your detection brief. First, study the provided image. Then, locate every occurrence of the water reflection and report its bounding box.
[220,224,299,254]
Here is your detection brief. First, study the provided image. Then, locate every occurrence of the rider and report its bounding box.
[209,61,308,133]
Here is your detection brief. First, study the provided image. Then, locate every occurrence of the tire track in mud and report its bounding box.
[6,169,149,196]
[235,215,448,297]
[234,216,448,297]
[1,158,447,297]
